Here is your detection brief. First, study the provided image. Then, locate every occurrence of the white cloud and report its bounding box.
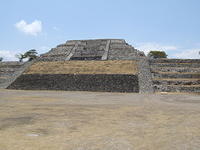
[15,20,42,36]
[135,42,178,54]
[134,42,200,59]
[172,49,200,59]
[0,50,18,61]
[135,42,178,55]
[0,46,50,61]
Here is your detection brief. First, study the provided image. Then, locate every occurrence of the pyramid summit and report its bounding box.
[39,39,145,61]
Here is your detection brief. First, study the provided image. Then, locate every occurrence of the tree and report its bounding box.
[0,57,3,62]
[16,49,38,62]
[24,49,38,61]
[148,51,167,59]
[16,53,26,62]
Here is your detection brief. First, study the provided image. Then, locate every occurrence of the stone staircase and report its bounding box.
[0,61,33,88]
[150,59,200,94]
[71,40,107,60]
[108,40,145,60]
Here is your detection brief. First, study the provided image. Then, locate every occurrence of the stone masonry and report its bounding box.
[39,39,145,61]
[1,39,199,94]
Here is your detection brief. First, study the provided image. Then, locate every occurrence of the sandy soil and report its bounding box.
[0,89,200,150]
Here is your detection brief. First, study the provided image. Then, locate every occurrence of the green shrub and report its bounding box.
[148,51,167,59]
[0,57,3,62]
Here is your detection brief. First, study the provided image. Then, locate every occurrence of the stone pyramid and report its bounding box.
[39,39,145,61]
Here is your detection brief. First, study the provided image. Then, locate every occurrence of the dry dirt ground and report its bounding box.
[25,60,138,75]
[0,89,200,150]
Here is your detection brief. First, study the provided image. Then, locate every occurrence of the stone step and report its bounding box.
[0,69,16,75]
[150,63,200,68]
[0,71,15,75]
[154,85,200,93]
[0,62,24,65]
[108,49,137,55]
[150,59,200,64]
[57,43,76,47]
[156,92,200,95]
[153,72,200,78]
[0,77,8,84]
[109,48,134,52]
[0,62,24,68]
[0,73,15,77]
[0,74,15,79]
[46,47,72,55]
[0,64,23,68]
[153,78,200,86]
[110,39,126,44]
[0,68,17,72]
[151,67,200,73]
[109,44,132,49]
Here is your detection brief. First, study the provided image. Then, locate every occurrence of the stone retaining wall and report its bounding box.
[8,74,139,93]
[0,61,26,88]
[150,59,200,93]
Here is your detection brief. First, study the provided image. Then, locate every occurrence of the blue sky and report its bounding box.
[0,0,200,60]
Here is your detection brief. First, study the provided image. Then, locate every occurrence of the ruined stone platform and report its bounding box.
[6,39,146,93]
[150,59,200,94]
[8,60,139,92]
[1,39,199,94]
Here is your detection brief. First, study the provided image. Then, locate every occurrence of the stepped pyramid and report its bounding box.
[7,39,146,93]
[39,39,145,61]
[2,39,199,94]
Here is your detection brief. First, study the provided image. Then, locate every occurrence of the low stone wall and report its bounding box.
[150,58,200,93]
[150,59,200,63]
[8,74,139,93]
[0,61,24,67]
[0,61,28,88]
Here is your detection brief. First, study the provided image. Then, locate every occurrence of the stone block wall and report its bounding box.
[7,60,140,93]
[8,74,139,93]
[0,61,33,88]
[108,40,145,60]
[150,59,200,93]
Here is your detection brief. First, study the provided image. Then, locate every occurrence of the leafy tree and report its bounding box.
[16,49,38,62]
[16,53,26,62]
[24,49,38,61]
[0,57,3,62]
[148,51,168,59]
